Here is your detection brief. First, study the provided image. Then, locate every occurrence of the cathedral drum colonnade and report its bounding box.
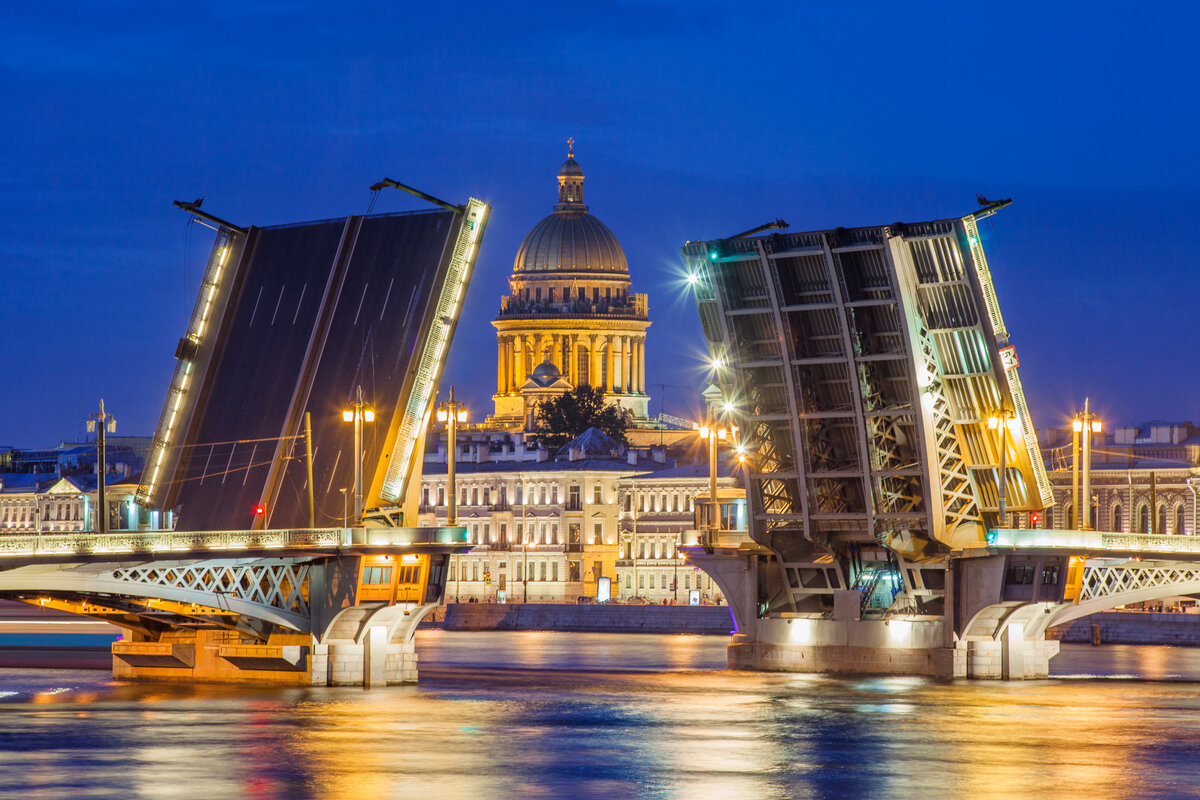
[491,142,650,428]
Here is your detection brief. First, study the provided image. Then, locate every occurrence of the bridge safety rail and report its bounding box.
[987,528,1200,555]
[0,526,471,559]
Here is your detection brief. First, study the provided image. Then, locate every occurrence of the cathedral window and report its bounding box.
[577,346,590,385]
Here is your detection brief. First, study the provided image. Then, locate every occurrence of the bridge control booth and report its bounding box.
[0,188,490,686]
[681,202,1200,679]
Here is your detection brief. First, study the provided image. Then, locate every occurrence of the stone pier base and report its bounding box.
[728,614,1058,679]
[112,627,420,687]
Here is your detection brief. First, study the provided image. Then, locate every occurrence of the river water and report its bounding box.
[3,633,1200,799]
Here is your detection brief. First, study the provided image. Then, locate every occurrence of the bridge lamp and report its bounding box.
[699,422,738,537]
[686,272,698,286]
[1074,402,1102,531]
[342,385,376,527]
[437,387,469,527]
[987,412,1019,528]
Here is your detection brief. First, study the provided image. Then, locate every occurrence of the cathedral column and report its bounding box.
[623,336,633,393]
[569,334,579,384]
[590,335,601,387]
[637,338,646,393]
[605,335,615,393]
[515,334,526,386]
[497,336,506,394]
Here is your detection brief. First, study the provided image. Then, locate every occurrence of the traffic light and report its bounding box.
[254,504,265,517]
[1029,511,1040,528]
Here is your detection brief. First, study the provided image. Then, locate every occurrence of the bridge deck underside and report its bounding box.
[160,210,463,531]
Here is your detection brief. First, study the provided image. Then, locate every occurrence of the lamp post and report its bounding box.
[341,385,375,526]
[1076,398,1102,531]
[520,473,528,603]
[436,387,469,527]
[86,399,116,534]
[339,488,348,529]
[987,410,1018,528]
[698,420,738,540]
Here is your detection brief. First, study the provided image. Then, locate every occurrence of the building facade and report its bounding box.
[1038,421,1200,535]
[416,431,732,604]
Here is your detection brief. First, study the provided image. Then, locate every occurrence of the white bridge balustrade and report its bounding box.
[0,526,469,559]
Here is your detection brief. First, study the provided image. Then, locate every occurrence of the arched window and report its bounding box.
[1138,504,1151,534]
[1176,504,1187,536]
[1113,504,1123,532]
[1158,505,1168,537]
[1066,504,1075,529]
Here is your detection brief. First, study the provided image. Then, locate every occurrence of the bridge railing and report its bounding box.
[0,526,471,558]
[987,528,1200,555]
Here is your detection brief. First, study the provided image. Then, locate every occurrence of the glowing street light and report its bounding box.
[987,410,1020,526]
[698,420,738,537]
[436,386,469,527]
[342,385,375,526]
[1073,398,1102,530]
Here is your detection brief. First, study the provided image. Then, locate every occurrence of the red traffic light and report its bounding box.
[254,505,265,516]
[1030,511,1040,527]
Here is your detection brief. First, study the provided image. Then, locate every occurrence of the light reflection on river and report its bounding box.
[3,633,1200,799]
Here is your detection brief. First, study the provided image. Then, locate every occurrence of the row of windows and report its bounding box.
[519,286,627,304]
[361,564,421,586]
[451,561,561,582]
[625,572,713,591]
[421,484,701,516]
[622,540,677,559]
[1045,501,1190,535]
[463,521,612,547]
[1,502,84,524]
[423,483,611,508]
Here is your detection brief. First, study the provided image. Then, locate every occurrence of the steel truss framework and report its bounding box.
[112,559,311,618]
[684,210,1051,568]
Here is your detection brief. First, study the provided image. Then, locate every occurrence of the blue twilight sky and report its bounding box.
[2,2,1198,448]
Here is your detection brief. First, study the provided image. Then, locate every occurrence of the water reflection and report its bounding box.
[2,640,1200,798]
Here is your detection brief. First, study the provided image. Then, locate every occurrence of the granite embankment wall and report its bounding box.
[430,603,737,635]
[1052,612,1200,645]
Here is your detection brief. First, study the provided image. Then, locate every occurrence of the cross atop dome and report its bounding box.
[556,139,585,209]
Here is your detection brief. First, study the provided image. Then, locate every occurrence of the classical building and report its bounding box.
[490,143,652,429]
[1037,420,1200,535]
[0,472,144,533]
[417,428,732,603]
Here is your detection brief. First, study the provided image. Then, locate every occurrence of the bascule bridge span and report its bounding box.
[682,203,1200,678]
[0,189,490,685]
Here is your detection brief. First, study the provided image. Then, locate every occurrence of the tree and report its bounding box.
[535,385,631,449]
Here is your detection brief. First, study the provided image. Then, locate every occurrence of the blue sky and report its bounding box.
[2,2,1198,446]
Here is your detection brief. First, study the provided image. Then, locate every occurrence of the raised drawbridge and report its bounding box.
[682,203,1200,678]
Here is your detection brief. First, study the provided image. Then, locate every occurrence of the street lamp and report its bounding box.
[341,385,375,526]
[1073,398,1102,531]
[698,420,738,539]
[338,488,348,529]
[987,410,1020,528]
[436,387,469,527]
[85,399,116,534]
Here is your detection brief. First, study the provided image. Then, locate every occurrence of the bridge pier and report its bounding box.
[111,602,436,687]
[690,546,1070,680]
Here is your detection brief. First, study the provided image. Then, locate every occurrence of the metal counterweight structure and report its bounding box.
[137,201,489,531]
[683,206,1064,651]
[686,206,1047,573]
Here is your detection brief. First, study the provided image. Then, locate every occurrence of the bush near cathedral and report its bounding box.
[535,386,631,449]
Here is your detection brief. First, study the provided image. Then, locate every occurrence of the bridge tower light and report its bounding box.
[342,385,376,527]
